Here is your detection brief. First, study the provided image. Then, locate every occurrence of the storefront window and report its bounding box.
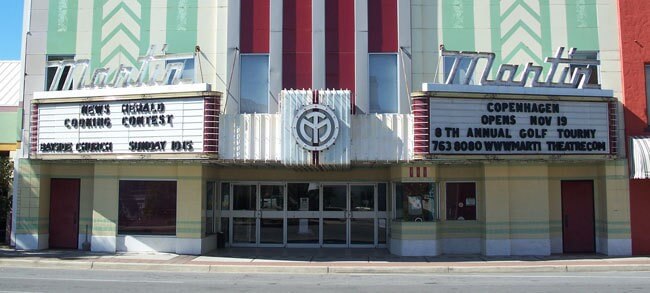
[221,182,230,210]
[369,53,398,113]
[118,180,177,235]
[240,54,270,113]
[378,183,387,211]
[395,182,436,222]
[446,182,477,221]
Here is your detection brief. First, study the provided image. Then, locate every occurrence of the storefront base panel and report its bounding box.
[551,237,562,254]
[484,239,511,256]
[442,238,481,254]
[511,239,551,255]
[110,236,216,255]
[389,239,439,256]
[78,234,90,250]
[117,236,177,253]
[91,236,116,253]
[597,238,632,256]
[15,233,48,250]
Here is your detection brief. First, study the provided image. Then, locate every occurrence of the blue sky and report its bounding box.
[0,0,24,60]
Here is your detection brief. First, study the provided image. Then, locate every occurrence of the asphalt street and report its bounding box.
[0,267,649,293]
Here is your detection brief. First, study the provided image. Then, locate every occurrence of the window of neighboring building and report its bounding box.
[446,182,476,221]
[46,55,75,91]
[118,180,177,235]
[395,182,436,222]
[645,64,650,126]
[240,54,270,113]
[443,56,474,85]
[369,53,398,113]
[569,50,599,86]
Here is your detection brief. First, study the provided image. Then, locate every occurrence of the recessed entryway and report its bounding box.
[220,182,388,248]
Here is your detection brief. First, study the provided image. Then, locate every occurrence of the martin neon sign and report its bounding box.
[442,47,601,89]
[47,44,195,91]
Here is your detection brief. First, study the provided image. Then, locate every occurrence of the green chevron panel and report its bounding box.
[91,0,151,71]
[490,0,552,74]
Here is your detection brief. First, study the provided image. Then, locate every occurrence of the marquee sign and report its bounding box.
[441,47,600,89]
[33,96,218,157]
[429,97,610,155]
[47,44,194,91]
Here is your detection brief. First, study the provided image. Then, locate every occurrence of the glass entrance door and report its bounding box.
[322,185,348,246]
[321,184,377,247]
[231,184,257,246]
[231,183,286,247]
[349,185,376,247]
[259,184,285,246]
[286,183,320,247]
[224,182,386,248]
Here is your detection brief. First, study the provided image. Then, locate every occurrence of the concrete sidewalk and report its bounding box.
[1,246,650,274]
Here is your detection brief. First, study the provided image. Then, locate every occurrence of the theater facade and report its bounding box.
[13,0,630,256]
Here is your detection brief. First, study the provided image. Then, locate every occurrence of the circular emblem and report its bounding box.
[292,104,339,151]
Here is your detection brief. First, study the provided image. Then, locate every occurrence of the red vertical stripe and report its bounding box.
[416,167,421,177]
[423,167,428,178]
[409,167,413,177]
[283,0,312,89]
[240,0,270,53]
[325,0,355,92]
[368,0,398,52]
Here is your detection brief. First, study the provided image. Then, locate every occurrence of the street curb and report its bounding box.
[91,262,210,273]
[566,264,650,272]
[0,259,93,270]
[209,265,329,274]
[448,265,567,273]
[328,266,449,274]
[3,258,650,274]
[0,259,39,267]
